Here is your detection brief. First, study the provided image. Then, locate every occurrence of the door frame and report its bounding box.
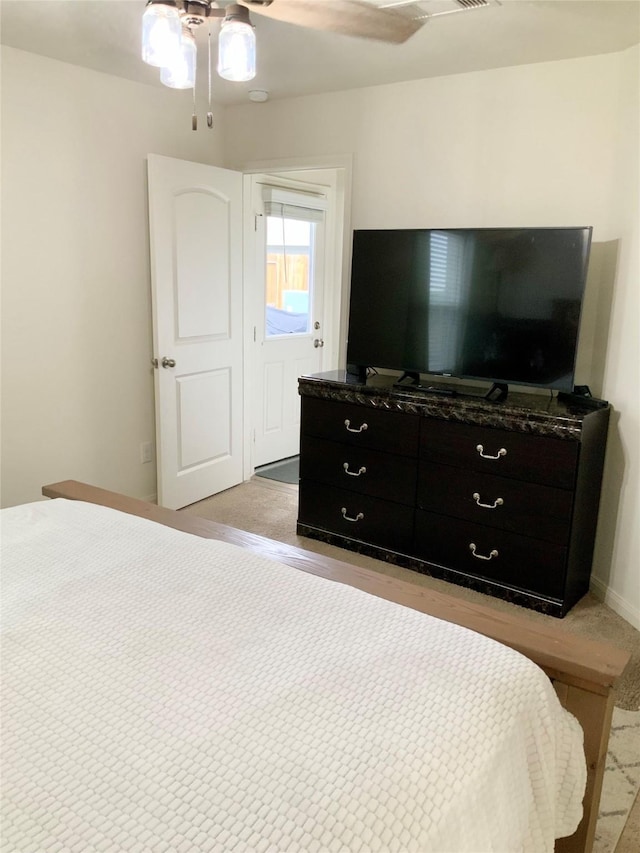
[240,155,353,480]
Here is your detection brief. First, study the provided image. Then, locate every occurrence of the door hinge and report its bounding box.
[253,326,257,342]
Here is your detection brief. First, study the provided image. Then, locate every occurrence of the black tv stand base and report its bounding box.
[394,372,458,397]
[396,371,420,386]
[484,382,509,402]
[390,373,508,401]
[393,382,458,397]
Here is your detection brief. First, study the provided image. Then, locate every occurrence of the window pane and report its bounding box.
[265,216,314,337]
[428,231,473,371]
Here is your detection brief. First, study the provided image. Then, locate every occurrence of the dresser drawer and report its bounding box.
[298,481,414,552]
[414,510,566,600]
[420,418,578,490]
[302,397,419,458]
[417,462,573,546]
[301,435,417,506]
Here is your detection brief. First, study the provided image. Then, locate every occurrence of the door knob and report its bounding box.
[313,339,324,348]
[161,357,176,368]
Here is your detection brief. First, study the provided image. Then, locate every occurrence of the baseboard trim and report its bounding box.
[141,493,158,505]
[590,576,640,630]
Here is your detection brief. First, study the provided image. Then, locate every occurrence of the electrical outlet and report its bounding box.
[140,442,153,464]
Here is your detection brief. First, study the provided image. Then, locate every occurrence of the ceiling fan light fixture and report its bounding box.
[141,0,182,68]
[217,4,257,82]
[160,26,197,89]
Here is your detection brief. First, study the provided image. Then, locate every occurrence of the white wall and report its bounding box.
[590,45,640,626]
[223,48,640,626]
[1,47,224,506]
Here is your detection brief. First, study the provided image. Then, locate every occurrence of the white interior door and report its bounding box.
[148,154,243,509]
[249,179,330,468]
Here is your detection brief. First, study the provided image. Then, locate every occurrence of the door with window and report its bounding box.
[250,183,328,468]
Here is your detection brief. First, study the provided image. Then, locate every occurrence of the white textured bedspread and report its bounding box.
[1,499,586,853]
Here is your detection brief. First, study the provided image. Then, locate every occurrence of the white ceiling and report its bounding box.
[1,0,639,106]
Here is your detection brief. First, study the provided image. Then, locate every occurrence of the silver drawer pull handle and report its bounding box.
[341,507,364,523]
[469,543,499,561]
[343,463,367,477]
[344,419,368,433]
[476,444,507,460]
[473,492,504,510]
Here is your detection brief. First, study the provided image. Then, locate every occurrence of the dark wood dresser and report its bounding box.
[297,371,610,617]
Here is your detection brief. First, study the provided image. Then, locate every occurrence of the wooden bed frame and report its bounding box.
[42,480,630,853]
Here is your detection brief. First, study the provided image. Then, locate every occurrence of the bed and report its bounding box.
[0,481,629,853]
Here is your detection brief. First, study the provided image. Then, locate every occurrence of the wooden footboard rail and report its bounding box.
[42,481,630,853]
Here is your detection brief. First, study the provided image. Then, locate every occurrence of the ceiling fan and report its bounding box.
[141,1,495,125]
[239,0,499,42]
[141,1,424,115]
[238,1,425,45]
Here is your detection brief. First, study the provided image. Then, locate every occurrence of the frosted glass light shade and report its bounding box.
[142,2,182,68]
[161,29,197,89]
[217,19,256,82]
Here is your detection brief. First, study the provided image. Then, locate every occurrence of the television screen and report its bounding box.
[346,227,592,393]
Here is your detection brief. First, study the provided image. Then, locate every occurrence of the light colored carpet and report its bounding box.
[183,478,640,852]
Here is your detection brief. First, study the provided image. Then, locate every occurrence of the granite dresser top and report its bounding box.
[298,371,610,440]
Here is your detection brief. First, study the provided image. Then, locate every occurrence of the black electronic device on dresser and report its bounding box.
[346,227,592,398]
[296,372,610,617]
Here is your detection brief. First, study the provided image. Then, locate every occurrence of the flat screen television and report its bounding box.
[346,227,592,395]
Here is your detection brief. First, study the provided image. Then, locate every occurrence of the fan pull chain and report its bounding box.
[207,23,213,128]
[192,50,198,131]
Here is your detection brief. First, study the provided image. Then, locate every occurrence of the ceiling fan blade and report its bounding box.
[240,1,424,44]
